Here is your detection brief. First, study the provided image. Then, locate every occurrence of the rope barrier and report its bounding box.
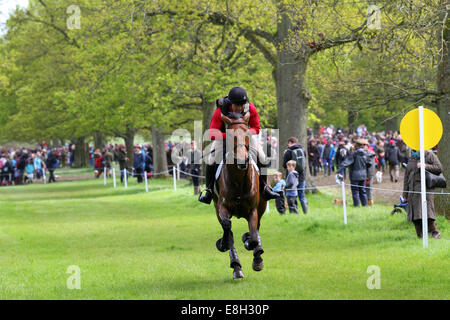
[175,168,206,179]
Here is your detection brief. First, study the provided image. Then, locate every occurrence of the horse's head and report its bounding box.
[223,112,250,171]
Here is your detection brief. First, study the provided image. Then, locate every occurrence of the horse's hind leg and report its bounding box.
[229,247,244,279]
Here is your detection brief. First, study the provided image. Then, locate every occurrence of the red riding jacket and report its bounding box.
[208,102,261,140]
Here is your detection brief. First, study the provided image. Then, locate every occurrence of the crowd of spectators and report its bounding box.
[306,124,410,183]
[0,142,73,186]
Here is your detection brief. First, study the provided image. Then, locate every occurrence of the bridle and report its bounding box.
[227,121,250,169]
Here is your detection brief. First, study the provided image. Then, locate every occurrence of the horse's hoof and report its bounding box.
[252,258,264,272]
[233,270,245,279]
[216,238,228,252]
[242,232,250,244]
[244,239,258,251]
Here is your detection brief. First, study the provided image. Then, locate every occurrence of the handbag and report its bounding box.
[425,171,447,189]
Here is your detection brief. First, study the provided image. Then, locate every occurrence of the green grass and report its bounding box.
[0,177,448,300]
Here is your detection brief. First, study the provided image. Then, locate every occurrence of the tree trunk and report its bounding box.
[275,8,312,188]
[435,1,449,219]
[348,109,357,134]
[73,137,88,167]
[385,117,398,133]
[123,128,136,168]
[152,125,168,177]
[94,133,105,150]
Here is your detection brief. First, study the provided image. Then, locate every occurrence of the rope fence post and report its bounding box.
[177,163,180,180]
[113,168,116,188]
[173,166,177,192]
[341,180,347,225]
[104,167,107,186]
[144,171,148,193]
[43,170,46,184]
[124,168,128,189]
[418,106,428,248]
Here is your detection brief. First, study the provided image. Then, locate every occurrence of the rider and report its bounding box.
[198,86,280,204]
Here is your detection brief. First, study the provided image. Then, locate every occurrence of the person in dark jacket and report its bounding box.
[385,139,401,182]
[365,145,377,206]
[403,150,443,239]
[187,141,202,195]
[133,146,145,183]
[282,137,308,214]
[307,139,320,177]
[336,141,349,179]
[117,145,129,183]
[321,140,335,176]
[338,139,370,207]
[46,149,58,183]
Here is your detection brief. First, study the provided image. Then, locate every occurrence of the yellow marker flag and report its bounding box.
[400,108,443,151]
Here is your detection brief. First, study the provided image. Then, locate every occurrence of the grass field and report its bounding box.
[0,175,449,300]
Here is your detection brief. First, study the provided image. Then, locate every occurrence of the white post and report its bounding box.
[173,166,177,192]
[418,106,428,248]
[177,163,180,180]
[124,168,128,189]
[43,170,46,184]
[104,167,107,186]
[144,171,148,192]
[113,168,116,188]
[341,181,347,225]
[266,201,270,214]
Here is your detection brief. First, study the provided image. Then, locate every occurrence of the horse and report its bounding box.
[213,112,267,279]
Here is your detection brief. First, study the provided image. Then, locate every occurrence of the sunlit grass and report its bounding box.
[0,178,448,299]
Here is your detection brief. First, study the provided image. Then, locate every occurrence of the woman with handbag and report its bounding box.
[403,149,444,239]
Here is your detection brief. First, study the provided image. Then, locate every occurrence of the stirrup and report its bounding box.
[198,188,213,204]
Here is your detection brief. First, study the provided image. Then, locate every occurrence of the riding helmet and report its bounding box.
[228,87,249,105]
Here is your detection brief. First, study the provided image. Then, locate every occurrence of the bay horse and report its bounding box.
[213,112,267,279]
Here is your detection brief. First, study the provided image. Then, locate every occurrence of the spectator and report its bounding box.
[338,139,370,207]
[336,141,348,179]
[365,144,377,206]
[118,145,129,183]
[187,141,202,195]
[133,146,144,183]
[25,158,34,183]
[282,137,308,214]
[403,149,443,239]
[307,139,320,177]
[104,148,114,178]
[34,151,45,181]
[272,171,286,214]
[46,149,58,183]
[386,139,401,182]
[93,149,103,178]
[285,160,299,214]
[322,140,335,177]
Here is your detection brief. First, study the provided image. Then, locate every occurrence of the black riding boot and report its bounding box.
[198,164,217,204]
[259,174,280,201]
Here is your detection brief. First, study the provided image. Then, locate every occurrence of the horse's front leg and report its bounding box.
[216,204,233,252]
[216,205,244,279]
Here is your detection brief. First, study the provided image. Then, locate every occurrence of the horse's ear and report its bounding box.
[221,113,232,125]
[243,112,250,124]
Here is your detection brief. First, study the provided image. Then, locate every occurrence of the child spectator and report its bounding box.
[25,158,35,183]
[272,172,286,214]
[285,160,299,214]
